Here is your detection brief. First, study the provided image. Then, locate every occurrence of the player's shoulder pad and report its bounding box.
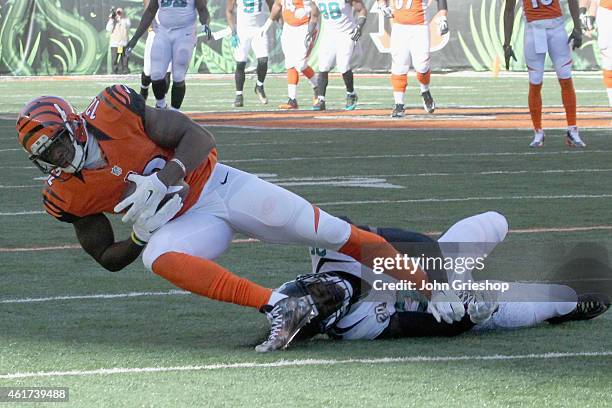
[100,85,146,119]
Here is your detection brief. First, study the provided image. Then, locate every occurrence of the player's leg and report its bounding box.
[169,27,197,110]
[411,24,435,113]
[212,164,430,290]
[150,28,173,108]
[390,23,410,117]
[251,29,270,104]
[280,25,300,109]
[314,30,336,110]
[523,22,547,147]
[233,30,251,108]
[336,33,357,110]
[293,24,318,102]
[141,31,155,100]
[597,6,612,106]
[548,23,585,147]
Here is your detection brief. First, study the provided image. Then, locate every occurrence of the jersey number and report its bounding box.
[84,98,100,120]
[529,0,554,7]
[244,0,263,13]
[393,0,414,9]
[161,0,188,8]
[319,2,342,19]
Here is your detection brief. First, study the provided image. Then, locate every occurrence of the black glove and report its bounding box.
[568,28,582,49]
[503,44,517,70]
[200,24,212,41]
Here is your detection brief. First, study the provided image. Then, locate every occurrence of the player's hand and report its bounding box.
[349,25,362,42]
[379,4,393,18]
[259,18,273,37]
[580,8,595,32]
[124,46,133,58]
[230,32,240,48]
[465,290,499,324]
[200,24,212,41]
[304,30,315,49]
[503,44,517,70]
[568,28,582,49]
[114,172,169,223]
[132,194,183,243]
[438,15,448,35]
[427,289,465,324]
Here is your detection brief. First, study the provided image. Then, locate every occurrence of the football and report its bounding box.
[121,178,190,212]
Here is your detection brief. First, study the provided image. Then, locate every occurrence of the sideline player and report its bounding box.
[504,0,587,148]
[580,0,612,107]
[16,87,463,352]
[126,0,212,110]
[377,0,448,118]
[227,0,274,107]
[274,212,610,342]
[139,0,172,102]
[265,0,320,109]
[311,0,367,111]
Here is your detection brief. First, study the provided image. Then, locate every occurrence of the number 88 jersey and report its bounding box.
[314,0,356,33]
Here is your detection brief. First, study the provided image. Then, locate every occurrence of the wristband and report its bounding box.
[131,231,147,247]
[170,158,187,176]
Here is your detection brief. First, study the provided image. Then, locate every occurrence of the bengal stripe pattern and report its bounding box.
[16,96,73,152]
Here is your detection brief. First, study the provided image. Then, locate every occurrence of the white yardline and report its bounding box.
[0,290,190,304]
[2,352,610,379]
[317,194,612,206]
[224,150,611,163]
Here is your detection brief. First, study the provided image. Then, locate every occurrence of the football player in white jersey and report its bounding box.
[127,0,212,110]
[310,0,367,111]
[227,0,274,107]
[274,212,610,342]
[580,0,612,107]
[139,0,172,102]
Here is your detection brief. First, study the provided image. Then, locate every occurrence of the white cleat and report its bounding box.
[529,130,545,148]
[565,127,586,147]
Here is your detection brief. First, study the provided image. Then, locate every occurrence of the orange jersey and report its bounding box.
[522,0,562,22]
[282,0,310,26]
[600,0,612,10]
[392,0,427,25]
[42,85,217,223]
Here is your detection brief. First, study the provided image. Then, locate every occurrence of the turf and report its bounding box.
[0,73,610,407]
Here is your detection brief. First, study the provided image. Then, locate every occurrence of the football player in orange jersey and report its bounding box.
[264,0,320,109]
[504,0,587,147]
[580,0,612,107]
[16,86,464,351]
[377,0,448,118]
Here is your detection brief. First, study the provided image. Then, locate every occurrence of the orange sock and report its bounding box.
[559,78,577,127]
[339,225,430,296]
[416,70,431,86]
[152,252,272,310]
[604,69,612,88]
[301,66,315,79]
[528,82,543,131]
[391,74,408,93]
[287,68,299,85]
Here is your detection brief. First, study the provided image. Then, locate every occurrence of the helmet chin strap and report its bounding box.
[60,123,89,173]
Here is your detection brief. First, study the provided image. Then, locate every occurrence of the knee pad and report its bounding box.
[555,64,572,80]
[257,57,268,66]
[391,63,409,76]
[142,230,177,271]
[528,70,544,85]
[172,80,185,89]
[141,72,152,87]
[236,61,247,71]
[313,210,352,249]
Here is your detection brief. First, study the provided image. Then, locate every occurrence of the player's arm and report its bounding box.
[226,0,237,34]
[143,106,216,188]
[502,0,517,69]
[196,0,211,26]
[353,0,367,19]
[568,0,583,48]
[126,0,158,50]
[269,0,283,21]
[73,214,144,272]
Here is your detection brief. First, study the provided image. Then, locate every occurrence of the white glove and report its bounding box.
[132,194,183,243]
[438,15,448,35]
[427,289,465,324]
[466,291,499,324]
[114,172,168,223]
[379,4,394,18]
[259,19,273,37]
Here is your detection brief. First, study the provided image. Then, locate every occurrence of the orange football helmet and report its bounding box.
[16,96,88,174]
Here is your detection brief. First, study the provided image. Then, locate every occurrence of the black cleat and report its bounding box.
[279,98,298,110]
[312,98,326,111]
[256,296,315,352]
[391,103,405,118]
[254,84,268,104]
[421,90,436,113]
[345,93,358,110]
[234,94,244,108]
[547,293,610,324]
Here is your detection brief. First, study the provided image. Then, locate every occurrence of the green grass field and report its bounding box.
[0,72,611,407]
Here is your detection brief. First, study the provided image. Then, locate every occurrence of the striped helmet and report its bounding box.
[16,96,88,174]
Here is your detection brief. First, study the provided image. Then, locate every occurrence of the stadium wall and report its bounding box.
[0,0,601,76]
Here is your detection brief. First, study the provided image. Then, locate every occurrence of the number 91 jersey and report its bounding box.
[314,0,355,33]
[237,0,269,28]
